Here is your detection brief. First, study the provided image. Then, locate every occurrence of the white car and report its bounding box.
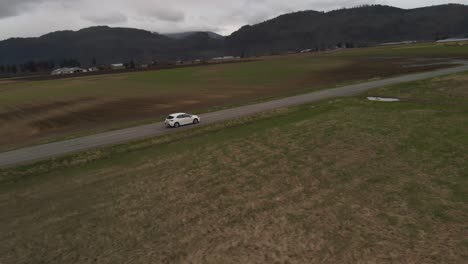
[165,113,201,128]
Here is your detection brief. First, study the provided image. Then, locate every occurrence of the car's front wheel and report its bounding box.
[173,122,180,128]
[193,119,199,124]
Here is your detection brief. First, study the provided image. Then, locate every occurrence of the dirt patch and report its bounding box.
[27,97,184,131]
[205,94,232,99]
[437,75,468,97]
[0,80,19,86]
[179,100,201,105]
[0,98,98,121]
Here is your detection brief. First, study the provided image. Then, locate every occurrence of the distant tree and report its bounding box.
[240,50,246,58]
[129,59,135,68]
[31,60,54,72]
[49,60,56,70]
[19,63,27,73]
[10,65,18,74]
[92,57,97,67]
[60,58,80,67]
[24,60,38,72]
[45,60,54,70]
[36,61,45,71]
[345,42,355,48]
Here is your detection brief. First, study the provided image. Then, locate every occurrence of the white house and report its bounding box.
[51,67,87,75]
[379,41,417,46]
[212,56,240,62]
[436,38,468,46]
[111,63,125,70]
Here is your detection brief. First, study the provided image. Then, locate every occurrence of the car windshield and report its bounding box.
[167,116,175,120]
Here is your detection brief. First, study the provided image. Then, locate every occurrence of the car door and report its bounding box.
[177,114,186,125]
[182,114,191,125]
[185,114,194,124]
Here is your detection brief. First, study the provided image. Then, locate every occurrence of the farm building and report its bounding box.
[51,67,87,75]
[436,38,468,46]
[379,41,417,46]
[111,63,125,70]
[211,56,240,62]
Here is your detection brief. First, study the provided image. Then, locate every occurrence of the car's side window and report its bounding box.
[177,115,184,118]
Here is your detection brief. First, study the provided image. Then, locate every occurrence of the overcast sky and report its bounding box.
[0,0,466,40]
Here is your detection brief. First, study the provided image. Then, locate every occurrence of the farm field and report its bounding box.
[1,71,467,263]
[0,43,466,151]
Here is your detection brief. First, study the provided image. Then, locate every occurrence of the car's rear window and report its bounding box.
[167,116,175,120]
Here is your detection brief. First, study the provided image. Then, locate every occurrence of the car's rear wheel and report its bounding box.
[174,122,180,128]
[193,119,199,124]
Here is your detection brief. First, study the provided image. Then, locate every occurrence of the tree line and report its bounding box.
[0,59,84,76]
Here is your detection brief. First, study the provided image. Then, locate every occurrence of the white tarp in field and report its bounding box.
[367,97,400,102]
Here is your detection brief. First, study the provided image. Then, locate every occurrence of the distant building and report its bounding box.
[378,41,417,46]
[51,67,87,76]
[211,56,240,62]
[436,38,468,46]
[111,63,125,70]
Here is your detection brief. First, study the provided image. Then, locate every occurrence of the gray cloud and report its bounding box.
[0,0,38,18]
[139,7,185,22]
[82,12,128,24]
[0,0,80,19]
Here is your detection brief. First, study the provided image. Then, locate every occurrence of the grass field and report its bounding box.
[0,43,466,151]
[330,42,468,58]
[1,70,467,263]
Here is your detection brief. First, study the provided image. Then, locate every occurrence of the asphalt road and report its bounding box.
[1,62,468,168]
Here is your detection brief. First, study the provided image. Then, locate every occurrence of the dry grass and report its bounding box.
[1,72,467,263]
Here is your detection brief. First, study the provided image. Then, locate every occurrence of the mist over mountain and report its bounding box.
[164,31,224,40]
[0,4,467,66]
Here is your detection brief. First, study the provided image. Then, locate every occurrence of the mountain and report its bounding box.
[226,4,468,56]
[164,31,224,40]
[0,26,224,66]
[1,4,468,66]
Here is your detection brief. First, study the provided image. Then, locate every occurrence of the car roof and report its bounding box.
[169,113,187,116]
